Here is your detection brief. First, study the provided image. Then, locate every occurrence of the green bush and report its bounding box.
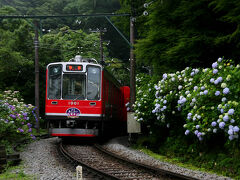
[0,90,36,147]
[133,58,240,178]
[135,58,240,143]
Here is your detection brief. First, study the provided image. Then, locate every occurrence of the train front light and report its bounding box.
[66,120,76,128]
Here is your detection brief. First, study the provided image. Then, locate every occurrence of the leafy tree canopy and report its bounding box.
[118,0,240,74]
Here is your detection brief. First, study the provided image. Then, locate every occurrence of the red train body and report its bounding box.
[45,55,130,137]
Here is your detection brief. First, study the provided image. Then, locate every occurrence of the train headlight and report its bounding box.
[66,120,76,128]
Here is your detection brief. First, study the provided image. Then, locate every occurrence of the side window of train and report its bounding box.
[48,65,62,99]
[87,66,101,100]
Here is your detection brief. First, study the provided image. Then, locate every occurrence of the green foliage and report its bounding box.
[0,164,35,179]
[104,58,130,85]
[133,58,240,177]
[0,90,36,151]
[126,0,240,74]
[136,135,240,178]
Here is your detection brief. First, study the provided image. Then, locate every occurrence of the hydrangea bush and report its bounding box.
[0,90,36,142]
[134,58,240,142]
[132,74,160,135]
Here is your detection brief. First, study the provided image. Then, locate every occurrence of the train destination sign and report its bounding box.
[66,65,83,71]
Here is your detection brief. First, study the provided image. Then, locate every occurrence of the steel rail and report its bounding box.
[94,144,200,180]
[59,141,120,180]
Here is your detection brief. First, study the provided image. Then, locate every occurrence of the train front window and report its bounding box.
[87,66,101,100]
[62,74,86,100]
[48,65,62,99]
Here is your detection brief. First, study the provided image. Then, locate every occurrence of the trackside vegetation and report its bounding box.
[0,90,37,153]
[133,58,240,178]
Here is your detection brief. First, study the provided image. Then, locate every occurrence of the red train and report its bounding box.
[45,55,130,138]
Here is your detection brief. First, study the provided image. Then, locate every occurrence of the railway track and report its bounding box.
[59,140,199,180]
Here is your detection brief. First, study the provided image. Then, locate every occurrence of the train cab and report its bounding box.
[45,55,129,138]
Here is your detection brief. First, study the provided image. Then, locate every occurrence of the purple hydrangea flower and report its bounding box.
[223,115,229,122]
[213,69,218,74]
[9,105,15,111]
[201,86,205,90]
[219,122,225,129]
[18,128,24,133]
[197,132,202,138]
[233,126,239,132]
[196,125,200,129]
[218,57,222,62]
[27,123,32,128]
[194,86,198,91]
[229,135,234,141]
[217,77,223,82]
[28,128,32,132]
[215,91,220,96]
[228,129,234,135]
[185,130,190,135]
[223,88,230,94]
[213,128,217,133]
[194,130,199,135]
[228,109,234,115]
[212,62,218,68]
[10,114,16,119]
[203,90,208,95]
[211,121,217,127]
[30,134,36,140]
[195,69,199,73]
[163,73,167,79]
[220,109,224,113]
[214,79,219,85]
[210,78,214,83]
[230,119,235,123]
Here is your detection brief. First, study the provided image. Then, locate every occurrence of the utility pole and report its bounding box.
[130,1,136,111]
[90,28,107,65]
[34,20,40,133]
[99,28,107,65]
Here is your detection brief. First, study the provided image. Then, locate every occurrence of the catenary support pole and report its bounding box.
[34,20,40,133]
[129,16,136,111]
[99,30,104,65]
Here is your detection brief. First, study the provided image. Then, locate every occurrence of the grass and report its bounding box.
[0,128,48,179]
[135,146,219,174]
[132,135,240,179]
[0,163,37,180]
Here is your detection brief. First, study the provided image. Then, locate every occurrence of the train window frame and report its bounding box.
[86,65,101,101]
[62,72,87,100]
[47,64,63,100]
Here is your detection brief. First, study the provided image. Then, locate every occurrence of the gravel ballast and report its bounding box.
[18,136,233,180]
[103,136,233,180]
[20,137,76,180]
